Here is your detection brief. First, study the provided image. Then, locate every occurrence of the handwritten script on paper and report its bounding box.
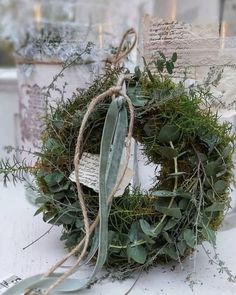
[69,153,133,197]
[141,16,219,78]
[70,153,100,192]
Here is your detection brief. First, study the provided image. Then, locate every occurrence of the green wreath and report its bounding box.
[35,54,234,279]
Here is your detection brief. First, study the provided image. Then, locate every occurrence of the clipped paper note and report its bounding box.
[69,153,133,197]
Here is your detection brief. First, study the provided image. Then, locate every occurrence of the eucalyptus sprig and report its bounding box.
[1,49,235,292]
[30,52,235,281]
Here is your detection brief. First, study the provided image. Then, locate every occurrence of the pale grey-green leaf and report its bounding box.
[205,202,225,212]
[127,245,147,264]
[183,229,195,248]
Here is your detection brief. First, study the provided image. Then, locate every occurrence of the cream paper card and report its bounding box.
[69,153,134,197]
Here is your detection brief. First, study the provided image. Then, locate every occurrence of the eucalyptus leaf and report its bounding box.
[53,120,65,130]
[139,219,156,237]
[176,190,192,199]
[127,86,147,107]
[222,145,232,159]
[35,196,50,204]
[205,202,225,212]
[179,199,190,210]
[43,211,56,222]
[206,189,215,202]
[164,244,178,260]
[50,182,70,193]
[75,219,84,229]
[163,231,172,243]
[183,229,195,248]
[72,110,83,125]
[48,216,63,226]
[52,113,64,129]
[164,218,178,231]
[214,180,226,194]
[141,233,156,245]
[199,132,219,152]
[44,172,65,187]
[132,96,148,107]
[166,61,173,74]
[34,206,44,216]
[53,191,67,201]
[199,213,210,227]
[204,177,212,188]
[205,162,218,177]
[158,124,180,143]
[127,245,147,264]
[58,214,75,225]
[153,220,167,236]
[155,198,171,207]
[171,52,178,62]
[201,226,216,245]
[44,138,64,152]
[177,240,187,256]
[65,233,80,248]
[155,59,165,72]
[155,206,182,219]
[128,222,141,242]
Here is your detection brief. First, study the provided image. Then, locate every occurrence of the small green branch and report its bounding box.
[109,244,127,249]
[109,239,147,250]
[153,141,178,234]
[0,156,33,185]
[193,150,205,271]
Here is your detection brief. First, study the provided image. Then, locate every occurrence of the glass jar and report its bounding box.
[14,0,145,204]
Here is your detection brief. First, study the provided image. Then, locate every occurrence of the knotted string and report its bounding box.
[107,28,137,67]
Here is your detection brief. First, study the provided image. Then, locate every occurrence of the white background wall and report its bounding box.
[0,70,18,160]
[153,0,220,24]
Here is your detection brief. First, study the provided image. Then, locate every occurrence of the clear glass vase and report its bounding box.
[14,0,145,204]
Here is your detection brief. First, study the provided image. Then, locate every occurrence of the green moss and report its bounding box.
[34,65,235,278]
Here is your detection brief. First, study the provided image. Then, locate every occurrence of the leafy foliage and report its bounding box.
[0,154,32,186]
[2,52,234,279]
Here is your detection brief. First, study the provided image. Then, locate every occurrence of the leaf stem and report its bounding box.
[153,141,178,234]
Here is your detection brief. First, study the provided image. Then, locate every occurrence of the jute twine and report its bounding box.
[32,28,137,295]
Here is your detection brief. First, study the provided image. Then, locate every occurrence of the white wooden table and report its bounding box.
[1,183,236,295]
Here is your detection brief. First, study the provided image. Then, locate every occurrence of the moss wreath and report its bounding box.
[34,54,234,280]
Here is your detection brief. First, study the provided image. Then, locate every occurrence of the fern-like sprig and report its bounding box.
[0,155,33,186]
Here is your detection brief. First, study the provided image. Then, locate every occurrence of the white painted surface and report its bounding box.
[0,183,236,295]
[153,0,219,24]
[0,69,18,161]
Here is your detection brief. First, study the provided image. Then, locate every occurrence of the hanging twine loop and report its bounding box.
[106,28,137,67]
[24,28,137,295]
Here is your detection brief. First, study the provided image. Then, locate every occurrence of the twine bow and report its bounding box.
[107,28,137,67]
[3,28,137,295]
